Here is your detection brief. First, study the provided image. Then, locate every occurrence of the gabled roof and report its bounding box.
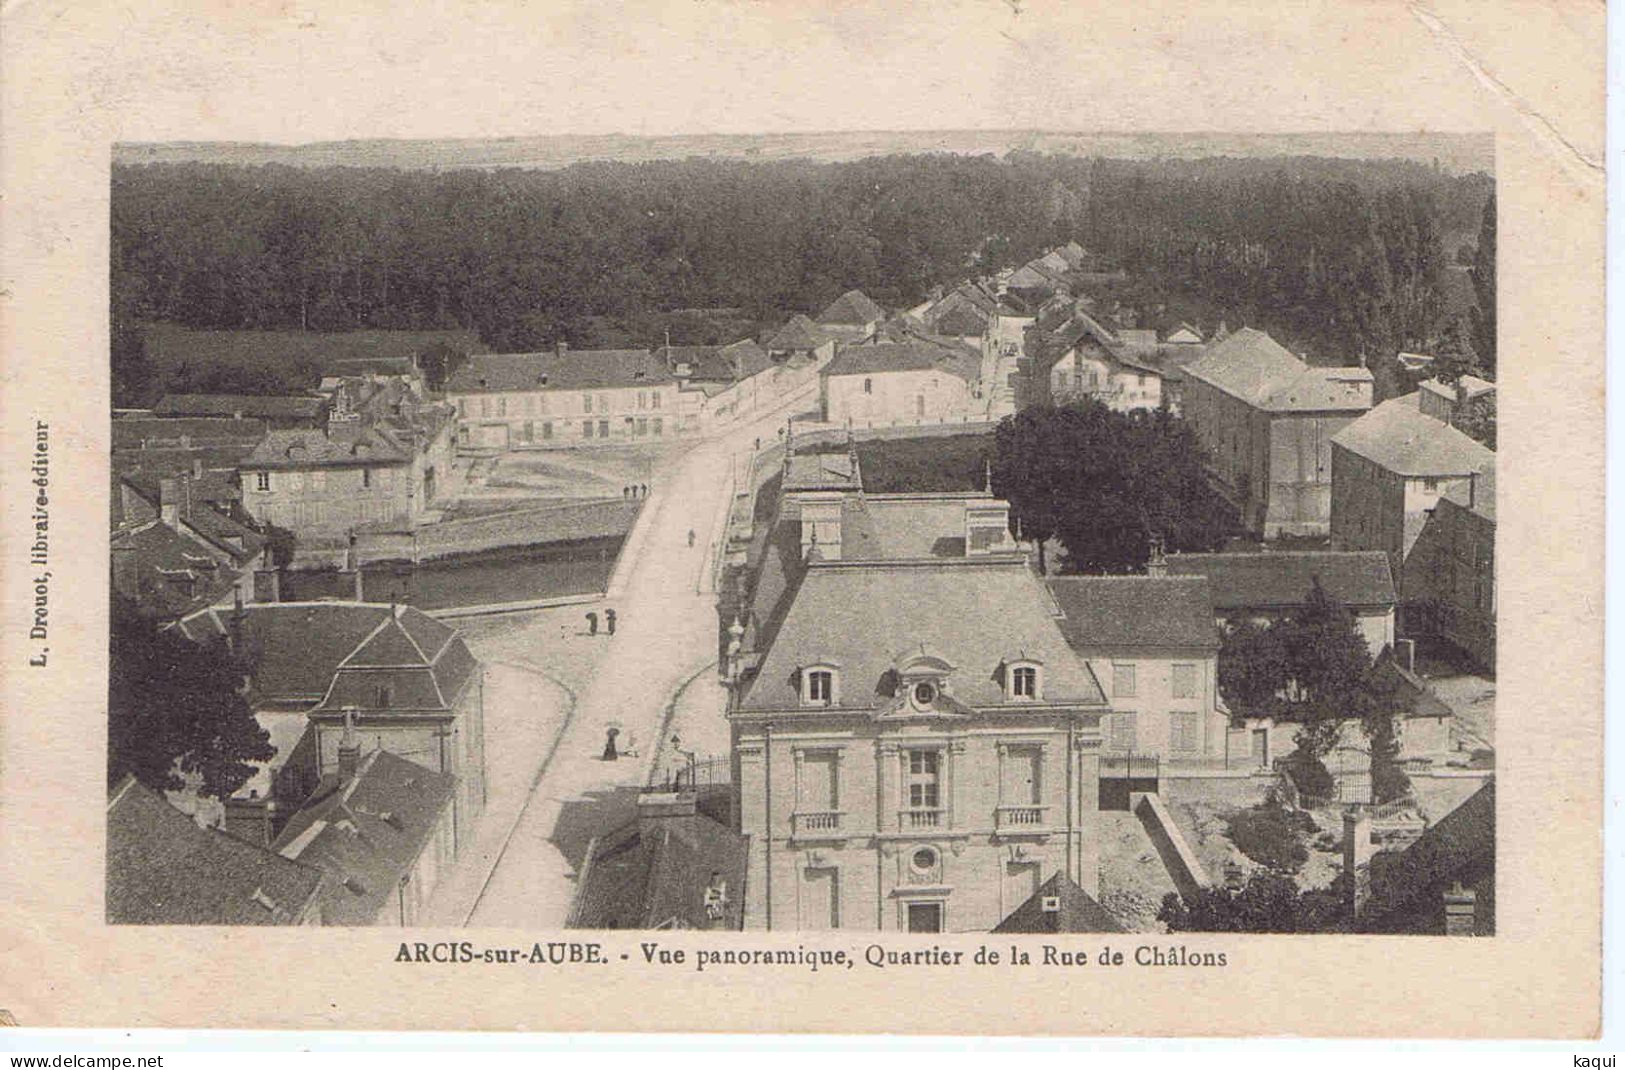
[271,749,457,925]
[174,602,474,712]
[154,394,326,421]
[1184,328,1372,412]
[107,775,326,925]
[765,314,830,352]
[240,427,411,470]
[816,289,887,326]
[992,871,1124,933]
[739,558,1107,712]
[111,520,243,619]
[1331,393,1494,477]
[444,349,670,394]
[1045,576,1219,651]
[568,798,749,930]
[931,304,990,337]
[1367,646,1455,721]
[1163,551,1397,611]
[661,339,771,384]
[822,341,980,383]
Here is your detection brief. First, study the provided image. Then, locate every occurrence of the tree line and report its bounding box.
[112,153,1492,374]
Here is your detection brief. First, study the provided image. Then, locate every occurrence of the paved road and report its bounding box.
[463,386,817,927]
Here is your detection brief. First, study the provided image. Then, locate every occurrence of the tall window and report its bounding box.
[906,750,940,810]
[457,399,467,418]
[582,394,593,414]
[1011,665,1037,699]
[1170,712,1200,754]
[863,378,873,394]
[255,472,270,491]
[651,392,661,410]
[496,397,507,417]
[1171,663,1197,699]
[597,394,608,414]
[805,669,834,705]
[362,468,372,489]
[583,420,593,438]
[1113,663,1137,698]
[1109,712,1137,752]
[480,398,490,418]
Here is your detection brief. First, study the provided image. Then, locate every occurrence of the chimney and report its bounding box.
[337,707,361,780]
[1442,881,1478,936]
[159,476,182,529]
[222,792,275,847]
[555,340,568,358]
[636,787,697,838]
[339,533,364,601]
[1342,810,1374,919]
[192,458,204,479]
[1468,469,1479,510]
[1146,533,1168,577]
[228,589,246,654]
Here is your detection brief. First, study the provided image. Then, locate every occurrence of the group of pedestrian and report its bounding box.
[622,484,650,499]
[585,607,617,636]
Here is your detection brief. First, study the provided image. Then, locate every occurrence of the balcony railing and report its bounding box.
[995,804,1050,829]
[898,808,943,830]
[793,810,844,836]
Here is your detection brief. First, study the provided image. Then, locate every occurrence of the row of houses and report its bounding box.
[108,597,489,927]
[709,442,1457,932]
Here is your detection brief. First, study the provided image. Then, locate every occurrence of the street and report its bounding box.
[458,385,817,927]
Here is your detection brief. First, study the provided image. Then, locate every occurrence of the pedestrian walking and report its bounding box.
[605,607,617,635]
[687,529,696,548]
[601,726,619,762]
[586,611,598,636]
[640,483,649,497]
[622,485,629,498]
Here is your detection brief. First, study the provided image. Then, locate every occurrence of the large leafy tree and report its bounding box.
[1217,618,1289,719]
[1273,578,1376,761]
[108,596,272,799]
[991,401,1236,574]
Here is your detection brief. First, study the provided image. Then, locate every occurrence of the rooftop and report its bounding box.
[1045,575,1218,651]
[240,427,412,470]
[815,289,887,326]
[739,557,1107,712]
[444,349,671,394]
[661,339,771,384]
[106,775,325,925]
[1163,550,1397,611]
[992,871,1125,933]
[1184,329,1372,412]
[1439,459,1495,522]
[765,314,831,352]
[175,601,475,712]
[567,794,749,930]
[1364,779,1495,934]
[271,749,457,925]
[1331,392,1495,477]
[822,341,980,383]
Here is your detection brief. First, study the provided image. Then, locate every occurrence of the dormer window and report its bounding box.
[1003,659,1042,702]
[802,665,838,707]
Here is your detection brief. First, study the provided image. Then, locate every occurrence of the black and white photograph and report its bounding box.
[105,131,1498,936]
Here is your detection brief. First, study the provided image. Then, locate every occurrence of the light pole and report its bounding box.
[670,733,697,791]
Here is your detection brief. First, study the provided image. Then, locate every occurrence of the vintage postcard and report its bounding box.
[0,0,1604,1038]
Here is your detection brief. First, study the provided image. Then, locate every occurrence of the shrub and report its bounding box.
[1371,759,1415,805]
[1226,802,1313,873]
[1282,754,1336,805]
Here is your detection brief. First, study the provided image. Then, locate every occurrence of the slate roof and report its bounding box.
[992,872,1125,933]
[1364,779,1495,934]
[932,304,990,337]
[816,289,887,326]
[1184,329,1373,412]
[568,798,749,930]
[1163,551,1397,611]
[154,394,326,422]
[822,341,980,383]
[765,314,830,352]
[175,602,474,712]
[739,558,1107,712]
[1367,646,1455,721]
[1045,576,1219,651]
[1331,393,1494,477]
[840,493,996,561]
[271,749,457,925]
[1440,459,1495,522]
[106,775,326,925]
[660,339,771,384]
[111,520,244,619]
[240,427,411,470]
[444,349,670,394]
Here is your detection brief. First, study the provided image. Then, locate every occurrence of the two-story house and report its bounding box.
[1182,328,1374,537]
[443,344,682,451]
[820,341,981,427]
[1037,309,1165,413]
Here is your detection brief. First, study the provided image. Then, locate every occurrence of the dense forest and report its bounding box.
[111,153,1493,399]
